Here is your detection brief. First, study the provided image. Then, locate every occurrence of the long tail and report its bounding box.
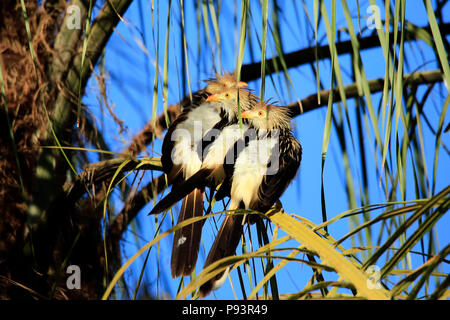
[171,188,205,277]
[148,168,212,216]
[199,201,244,298]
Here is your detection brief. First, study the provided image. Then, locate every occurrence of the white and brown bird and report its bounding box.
[150,74,253,278]
[149,88,258,217]
[198,101,302,297]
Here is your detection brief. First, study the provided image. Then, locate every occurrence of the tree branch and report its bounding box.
[33,0,134,216]
[62,157,162,205]
[123,104,181,157]
[240,22,450,82]
[108,174,167,241]
[285,70,444,117]
[51,0,134,135]
[48,0,89,85]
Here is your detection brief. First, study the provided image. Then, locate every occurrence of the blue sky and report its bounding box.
[83,0,450,299]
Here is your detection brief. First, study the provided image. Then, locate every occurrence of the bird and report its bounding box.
[151,74,253,278]
[198,101,302,298]
[149,87,259,217]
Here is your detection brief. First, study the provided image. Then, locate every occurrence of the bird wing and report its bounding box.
[161,89,210,177]
[161,112,190,178]
[199,111,233,160]
[148,168,213,215]
[215,127,257,201]
[256,132,302,212]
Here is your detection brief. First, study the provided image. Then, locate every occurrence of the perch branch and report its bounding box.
[108,174,167,240]
[63,157,162,204]
[240,23,450,83]
[285,70,444,117]
[51,0,134,134]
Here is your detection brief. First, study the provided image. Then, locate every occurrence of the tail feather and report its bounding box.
[148,168,212,215]
[171,188,205,277]
[199,201,244,298]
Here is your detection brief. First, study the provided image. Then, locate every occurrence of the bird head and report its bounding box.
[240,101,292,131]
[204,73,248,95]
[205,87,257,117]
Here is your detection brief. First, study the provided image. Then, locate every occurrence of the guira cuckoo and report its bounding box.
[199,101,302,297]
[150,74,254,278]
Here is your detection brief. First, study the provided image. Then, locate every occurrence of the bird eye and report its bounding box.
[258,111,264,116]
[225,93,229,98]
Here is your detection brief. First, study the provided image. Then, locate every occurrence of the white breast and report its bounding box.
[231,136,278,208]
[180,102,222,138]
[170,102,222,178]
[202,124,250,169]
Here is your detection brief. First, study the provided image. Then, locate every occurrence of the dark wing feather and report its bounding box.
[161,112,189,177]
[255,131,302,212]
[215,127,257,201]
[148,168,213,215]
[180,89,209,113]
[198,113,232,161]
[161,89,210,176]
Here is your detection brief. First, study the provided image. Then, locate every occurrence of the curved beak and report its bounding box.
[206,94,220,102]
[238,81,248,88]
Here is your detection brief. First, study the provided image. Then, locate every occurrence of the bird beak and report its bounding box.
[206,95,220,102]
[240,110,252,119]
[238,81,248,88]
